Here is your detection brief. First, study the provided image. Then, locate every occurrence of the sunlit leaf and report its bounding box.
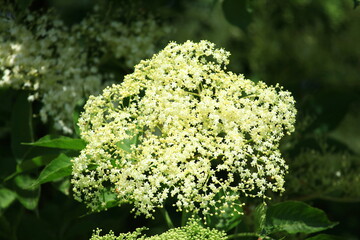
[23,135,86,151]
[33,153,73,186]
[0,188,16,209]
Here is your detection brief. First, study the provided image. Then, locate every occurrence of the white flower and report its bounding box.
[72,40,297,218]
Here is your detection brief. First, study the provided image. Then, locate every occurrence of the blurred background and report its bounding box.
[0,0,359,239]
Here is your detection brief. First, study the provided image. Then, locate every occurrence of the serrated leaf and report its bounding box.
[254,203,267,234]
[33,153,73,186]
[23,135,86,150]
[0,188,17,209]
[306,234,342,240]
[265,201,338,235]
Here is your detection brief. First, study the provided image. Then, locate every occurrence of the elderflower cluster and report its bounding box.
[90,219,227,240]
[0,7,168,134]
[72,40,297,218]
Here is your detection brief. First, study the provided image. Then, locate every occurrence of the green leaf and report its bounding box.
[4,154,59,182]
[204,190,244,231]
[254,203,267,234]
[265,201,338,235]
[33,153,73,186]
[11,91,33,163]
[306,234,342,240]
[116,130,139,153]
[52,178,71,196]
[23,135,86,151]
[14,174,37,190]
[223,203,244,231]
[14,175,40,210]
[16,155,57,173]
[97,189,119,211]
[0,188,17,209]
[222,0,253,30]
[15,189,40,210]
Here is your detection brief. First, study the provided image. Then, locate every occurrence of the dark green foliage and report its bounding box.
[264,201,337,235]
[222,0,253,31]
[15,0,32,10]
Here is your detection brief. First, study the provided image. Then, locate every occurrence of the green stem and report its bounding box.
[185,91,200,97]
[161,208,174,229]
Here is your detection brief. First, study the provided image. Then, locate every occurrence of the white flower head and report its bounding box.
[72,40,297,218]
